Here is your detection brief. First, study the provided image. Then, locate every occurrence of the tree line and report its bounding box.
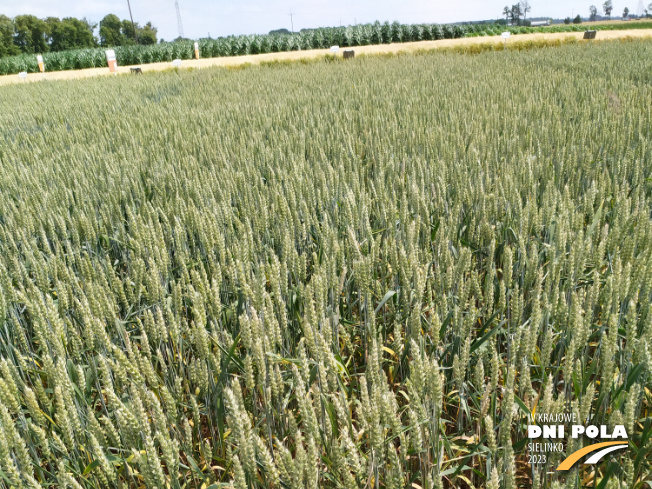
[502,2,532,26]
[0,14,157,58]
[502,1,652,26]
[586,2,652,22]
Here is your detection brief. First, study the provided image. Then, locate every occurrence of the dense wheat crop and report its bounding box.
[0,40,651,489]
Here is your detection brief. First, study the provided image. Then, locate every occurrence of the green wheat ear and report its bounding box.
[0,37,651,488]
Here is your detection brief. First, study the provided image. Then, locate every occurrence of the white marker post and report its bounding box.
[106,49,117,74]
[36,54,44,73]
[172,59,182,68]
[194,42,199,60]
[18,71,27,81]
[331,45,340,53]
[501,31,511,49]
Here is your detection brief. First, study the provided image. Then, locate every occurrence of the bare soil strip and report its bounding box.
[2,29,651,87]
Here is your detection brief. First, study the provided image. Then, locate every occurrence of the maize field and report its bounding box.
[0,39,651,489]
[2,20,652,76]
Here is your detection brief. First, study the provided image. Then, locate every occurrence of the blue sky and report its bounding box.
[3,1,643,41]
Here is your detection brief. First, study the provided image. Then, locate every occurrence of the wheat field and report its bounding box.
[0,39,651,488]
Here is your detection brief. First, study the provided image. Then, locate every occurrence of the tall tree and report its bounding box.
[589,5,599,21]
[44,16,60,42]
[622,7,630,18]
[99,14,123,47]
[13,15,48,54]
[81,18,97,36]
[119,19,158,45]
[0,15,19,57]
[46,17,96,51]
[139,22,157,45]
[121,19,140,45]
[603,0,614,18]
[503,6,512,23]
[520,1,532,22]
[511,3,523,25]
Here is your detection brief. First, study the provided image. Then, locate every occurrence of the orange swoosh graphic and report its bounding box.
[556,441,627,471]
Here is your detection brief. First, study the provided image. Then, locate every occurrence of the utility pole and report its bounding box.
[290,10,294,33]
[126,0,139,44]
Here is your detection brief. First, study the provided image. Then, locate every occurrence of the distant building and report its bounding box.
[530,19,552,26]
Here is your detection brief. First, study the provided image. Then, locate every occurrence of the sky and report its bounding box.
[2,1,644,41]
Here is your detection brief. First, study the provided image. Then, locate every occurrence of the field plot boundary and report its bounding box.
[1,28,651,86]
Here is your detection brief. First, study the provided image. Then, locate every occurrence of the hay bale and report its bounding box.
[343,50,355,59]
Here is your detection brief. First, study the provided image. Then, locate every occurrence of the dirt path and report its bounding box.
[2,28,651,87]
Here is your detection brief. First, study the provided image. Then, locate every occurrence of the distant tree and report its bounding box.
[520,1,532,22]
[603,0,614,18]
[46,17,96,51]
[502,6,510,22]
[573,14,582,23]
[269,28,291,35]
[121,19,139,45]
[45,17,64,49]
[564,17,572,23]
[99,14,123,46]
[589,5,598,20]
[113,18,157,45]
[511,3,523,25]
[0,15,19,57]
[622,7,630,18]
[648,3,652,16]
[81,18,97,34]
[139,22,157,45]
[13,15,48,54]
